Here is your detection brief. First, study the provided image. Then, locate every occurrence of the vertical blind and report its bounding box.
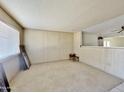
[0,21,19,59]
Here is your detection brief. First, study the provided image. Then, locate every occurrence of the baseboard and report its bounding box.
[31,59,69,65]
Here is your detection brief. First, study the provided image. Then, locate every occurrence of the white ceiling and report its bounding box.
[1,0,124,32]
[84,15,124,35]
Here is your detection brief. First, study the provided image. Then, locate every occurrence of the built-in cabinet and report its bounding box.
[79,47,105,70]
[78,47,124,79]
[104,49,124,79]
[24,30,73,64]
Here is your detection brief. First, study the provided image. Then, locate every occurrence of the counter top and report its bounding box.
[81,46,124,49]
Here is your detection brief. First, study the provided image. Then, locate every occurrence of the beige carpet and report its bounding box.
[10,60,122,92]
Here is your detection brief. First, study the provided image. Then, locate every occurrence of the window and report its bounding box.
[0,21,19,59]
[104,41,110,47]
[104,36,124,47]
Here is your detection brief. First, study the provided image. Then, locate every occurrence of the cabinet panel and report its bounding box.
[45,32,60,62]
[25,30,73,64]
[25,31,46,63]
[104,49,124,79]
[59,33,73,59]
[80,48,104,70]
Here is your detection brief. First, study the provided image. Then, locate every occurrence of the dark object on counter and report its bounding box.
[98,36,103,46]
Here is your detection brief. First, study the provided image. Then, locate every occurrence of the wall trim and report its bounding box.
[0,6,24,29]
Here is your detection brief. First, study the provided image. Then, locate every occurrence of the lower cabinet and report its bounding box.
[79,47,124,79]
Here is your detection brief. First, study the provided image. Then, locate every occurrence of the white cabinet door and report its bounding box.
[104,48,124,79]
[59,33,73,60]
[45,32,60,62]
[25,31,46,63]
[80,47,104,70]
[110,49,124,79]
[104,49,113,73]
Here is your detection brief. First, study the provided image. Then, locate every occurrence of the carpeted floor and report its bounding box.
[10,60,123,92]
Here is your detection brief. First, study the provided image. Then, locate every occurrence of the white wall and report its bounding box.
[24,29,73,64]
[74,32,82,55]
[74,32,124,79]
[82,32,98,46]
